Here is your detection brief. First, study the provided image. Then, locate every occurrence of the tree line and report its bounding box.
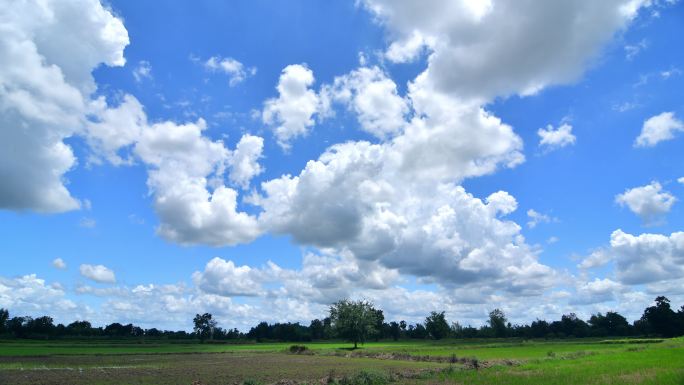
[1,296,683,342]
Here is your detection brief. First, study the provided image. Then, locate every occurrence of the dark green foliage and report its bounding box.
[288,344,309,354]
[193,313,217,342]
[640,296,679,337]
[330,299,380,348]
[488,309,508,338]
[389,321,400,341]
[247,321,312,341]
[589,311,630,336]
[425,311,450,340]
[0,308,8,333]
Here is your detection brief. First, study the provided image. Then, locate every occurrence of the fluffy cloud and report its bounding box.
[537,123,577,151]
[679,177,684,184]
[0,1,263,250]
[204,56,256,86]
[253,140,551,294]
[571,278,623,305]
[320,66,409,139]
[0,274,77,316]
[578,249,612,269]
[52,258,67,270]
[635,111,684,147]
[615,181,676,225]
[80,264,116,284]
[610,230,684,285]
[192,258,266,297]
[85,95,147,166]
[361,0,647,101]
[262,64,320,149]
[0,0,128,213]
[227,134,264,189]
[134,119,261,246]
[85,91,264,246]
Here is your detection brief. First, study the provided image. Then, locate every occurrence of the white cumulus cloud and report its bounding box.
[615,181,676,225]
[610,229,684,285]
[320,66,409,139]
[79,264,116,284]
[262,64,320,150]
[52,258,67,270]
[0,0,129,213]
[538,123,577,152]
[360,0,648,102]
[635,111,684,147]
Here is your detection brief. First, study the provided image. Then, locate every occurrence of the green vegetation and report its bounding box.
[2,297,683,383]
[0,337,682,384]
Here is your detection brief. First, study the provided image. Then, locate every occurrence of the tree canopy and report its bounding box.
[329,299,379,348]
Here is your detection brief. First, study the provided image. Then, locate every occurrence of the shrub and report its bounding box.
[289,344,309,354]
[338,371,389,385]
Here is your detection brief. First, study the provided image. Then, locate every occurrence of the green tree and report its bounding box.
[193,313,217,342]
[488,309,508,338]
[641,296,677,337]
[329,299,379,349]
[0,308,8,334]
[389,321,400,341]
[425,311,450,340]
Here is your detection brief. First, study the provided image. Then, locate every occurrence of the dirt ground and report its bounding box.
[0,352,448,385]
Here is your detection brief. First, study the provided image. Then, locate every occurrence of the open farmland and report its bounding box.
[1,338,682,385]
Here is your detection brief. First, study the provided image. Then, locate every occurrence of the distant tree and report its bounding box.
[641,296,678,337]
[248,321,270,341]
[677,306,684,336]
[323,317,334,339]
[488,309,508,338]
[372,308,385,340]
[67,321,93,336]
[530,319,550,338]
[193,313,217,342]
[145,328,162,337]
[411,323,428,339]
[389,321,401,341]
[8,316,29,338]
[589,312,630,337]
[425,311,450,340]
[450,322,463,338]
[309,319,325,340]
[27,316,54,338]
[0,308,8,333]
[399,320,407,332]
[556,313,589,338]
[329,299,379,349]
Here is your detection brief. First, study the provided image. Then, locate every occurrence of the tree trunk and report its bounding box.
[354,341,357,349]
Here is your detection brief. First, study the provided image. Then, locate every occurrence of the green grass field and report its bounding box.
[0,337,682,384]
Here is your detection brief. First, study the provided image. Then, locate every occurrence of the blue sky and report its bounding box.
[1,0,683,331]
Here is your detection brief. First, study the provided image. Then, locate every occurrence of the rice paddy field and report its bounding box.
[0,337,682,384]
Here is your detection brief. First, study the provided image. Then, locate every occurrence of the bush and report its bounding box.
[338,371,389,385]
[289,344,309,354]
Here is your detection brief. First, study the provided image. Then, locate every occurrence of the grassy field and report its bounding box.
[0,337,682,384]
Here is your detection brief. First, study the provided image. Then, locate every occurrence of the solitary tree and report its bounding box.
[193,313,217,342]
[488,309,508,338]
[425,311,450,340]
[329,299,379,349]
